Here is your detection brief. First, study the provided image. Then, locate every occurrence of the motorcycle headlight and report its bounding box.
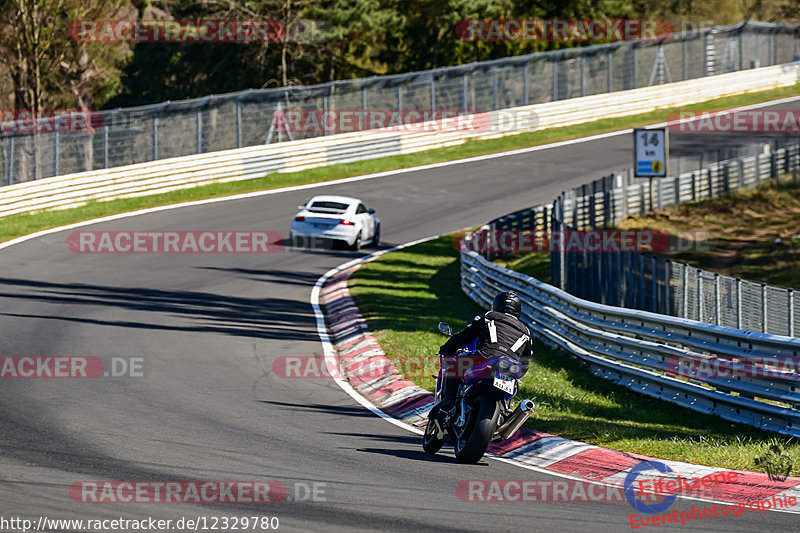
[509,363,521,375]
[497,358,510,371]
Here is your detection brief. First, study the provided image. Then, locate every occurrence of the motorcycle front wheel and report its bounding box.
[422,417,444,454]
[454,394,500,464]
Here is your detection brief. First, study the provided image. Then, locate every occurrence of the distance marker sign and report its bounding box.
[634,128,668,177]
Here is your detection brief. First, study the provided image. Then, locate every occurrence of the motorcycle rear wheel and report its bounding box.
[454,394,500,464]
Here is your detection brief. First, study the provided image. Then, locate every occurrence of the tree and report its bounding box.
[0,0,132,113]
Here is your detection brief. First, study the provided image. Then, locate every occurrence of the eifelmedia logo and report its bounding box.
[625,460,796,529]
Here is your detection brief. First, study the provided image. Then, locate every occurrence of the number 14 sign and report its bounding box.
[633,128,668,178]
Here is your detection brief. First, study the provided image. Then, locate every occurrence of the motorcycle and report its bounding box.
[422,321,536,464]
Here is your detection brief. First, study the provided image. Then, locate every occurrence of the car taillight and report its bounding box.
[294,216,305,221]
[339,219,355,226]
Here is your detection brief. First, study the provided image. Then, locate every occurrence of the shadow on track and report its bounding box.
[0,277,316,342]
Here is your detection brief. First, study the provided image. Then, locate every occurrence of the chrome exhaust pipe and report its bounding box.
[495,399,536,440]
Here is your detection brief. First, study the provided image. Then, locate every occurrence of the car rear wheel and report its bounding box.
[350,231,362,251]
[371,224,380,247]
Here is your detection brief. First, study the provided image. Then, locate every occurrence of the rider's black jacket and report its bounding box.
[439,311,532,376]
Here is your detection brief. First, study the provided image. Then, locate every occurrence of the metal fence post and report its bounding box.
[707,168,713,199]
[651,255,657,311]
[624,251,632,307]
[762,284,768,333]
[430,76,436,112]
[235,90,250,147]
[697,269,704,323]
[714,273,721,325]
[674,176,680,205]
[771,151,778,180]
[664,260,671,316]
[492,66,499,110]
[580,51,585,97]
[360,85,367,130]
[772,27,778,66]
[53,130,59,177]
[5,135,13,185]
[639,182,645,214]
[639,254,645,309]
[657,178,663,210]
[738,29,743,71]
[755,153,761,186]
[552,54,560,101]
[560,198,567,290]
[607,48,613,92]
[195,96,210,154]
[683,263,689,318]
[789,288,795,337]
[523,62,529,106]
[723,164,730,195]
[682,35,687,80]
[103,124,109,169]
[462,71,468,111]
[152,104,163,160]
[736,278,742,329]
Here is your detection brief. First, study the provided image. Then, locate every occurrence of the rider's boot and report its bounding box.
[429,374,459,422]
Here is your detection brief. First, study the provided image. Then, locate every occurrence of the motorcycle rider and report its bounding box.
[430,291,533,422]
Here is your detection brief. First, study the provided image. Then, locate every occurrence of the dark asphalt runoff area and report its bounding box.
[1,97,798,532]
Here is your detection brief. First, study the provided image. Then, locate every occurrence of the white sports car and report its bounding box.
[289,195,380,250]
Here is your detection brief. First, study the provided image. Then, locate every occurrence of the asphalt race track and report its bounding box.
[1,98,799,532]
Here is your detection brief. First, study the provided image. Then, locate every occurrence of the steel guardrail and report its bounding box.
[460,250,800,437]
[0,61,798,220]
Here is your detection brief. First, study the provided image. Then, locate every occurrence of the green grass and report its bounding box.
[618,174,800,288]
[2,84,798,243]
[349,235,800,471]
[494,250,551,283]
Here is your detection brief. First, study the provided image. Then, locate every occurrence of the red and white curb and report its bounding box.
[311,237,800,513]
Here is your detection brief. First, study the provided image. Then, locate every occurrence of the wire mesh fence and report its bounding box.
[485,138,800,336]
[1,20,798,186]
[549,140,800,336]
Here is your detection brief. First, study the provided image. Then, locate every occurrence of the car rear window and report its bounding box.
[308,201,349,213]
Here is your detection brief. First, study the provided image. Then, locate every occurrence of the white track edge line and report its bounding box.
[310,236,800,515]
[5,93,799,252]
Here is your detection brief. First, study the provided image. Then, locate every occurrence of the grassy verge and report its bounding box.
[618,174,800,288]
[348,235,800,471]
[2,85,798,243]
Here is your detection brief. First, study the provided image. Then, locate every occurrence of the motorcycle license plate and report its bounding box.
[493,372,515,394]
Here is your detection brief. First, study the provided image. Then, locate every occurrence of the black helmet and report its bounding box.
[492,291,521,318]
